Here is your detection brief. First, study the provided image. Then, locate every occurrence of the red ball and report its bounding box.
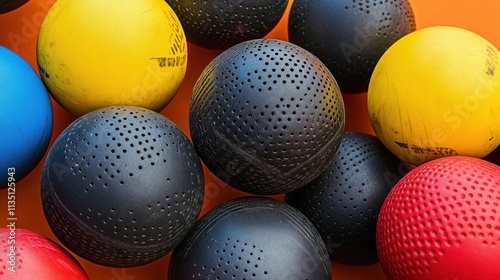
[0,228,88,279]
[377,156,500,279]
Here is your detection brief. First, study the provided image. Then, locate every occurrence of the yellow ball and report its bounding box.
[37,0,187,116]
[368,26,500,165]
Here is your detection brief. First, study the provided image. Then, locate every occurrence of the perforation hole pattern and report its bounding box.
[169,197,332,279]
[41,106,205,267]
[166,0,289,49]
[288,0,416,93]
[190,39,345,195]
[286,132,406,265]
[377,156,500,278]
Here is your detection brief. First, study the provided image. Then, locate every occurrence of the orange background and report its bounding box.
[1,0,500,279]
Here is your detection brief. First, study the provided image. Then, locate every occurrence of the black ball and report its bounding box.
[285,132,409,265]
[165,0,289,49]
[41,106,205,267]
[189,39,345,195]
[0,0,28,14]
[288,0,416,93]
[483,145,500,166]
[168,196,332,280]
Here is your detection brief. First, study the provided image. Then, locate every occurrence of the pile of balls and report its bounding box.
[2,0,500,279]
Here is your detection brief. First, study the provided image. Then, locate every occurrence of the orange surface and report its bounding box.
[1,0,500,279]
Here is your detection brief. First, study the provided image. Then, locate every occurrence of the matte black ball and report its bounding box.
[0,0,28,14]
[285,132,409,265]
[288,0,416,93]
[169,196,332,279]
[189,39,345,195]
[41,106,204,267]
[165,0,289,49]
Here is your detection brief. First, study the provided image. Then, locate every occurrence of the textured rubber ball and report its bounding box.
[189,38,345,195]
[0,46,53,189]
[168,196,332,280]
[286,132,409,265]
[0,228,88,279]
[165,0,289,50]
[377,156,500,280]
[37,0,187,116]
[288,0,415,93]
[0,0,28,14]
[41,106,204,267]
[368,26,500,166]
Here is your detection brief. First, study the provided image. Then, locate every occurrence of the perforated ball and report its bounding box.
[0,46,53,189]
[37,0,187,116]
[0,228,88,279]
[189,39,345,195]
[368,26,500,165]
[0,0,28,14]
[168,196,332,280]
[286,132,408,265]
[377,156,500,279]
[41,106,204,267]
[165,0,289,50]
[288,0,415,93]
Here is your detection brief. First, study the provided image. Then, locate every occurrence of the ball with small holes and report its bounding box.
[377,156,500,279]
[189,39,345,195]
[41,106,204,267]
[288,0,415,93]
[168,196,332,280]
[286,132,409,265]
[37,0,187,116]
[0,0,28,14]
[165,0,289,50]
[0,228,88,279]
[0,46,53,189]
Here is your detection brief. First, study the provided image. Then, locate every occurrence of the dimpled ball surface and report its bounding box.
[0,45,53,189]
[368,26,500,166]
[286,132,408,266]
[0,228,88,279]
[166,0,289,50]
[288,0,415,93]
[37,0,187,116]
[41,106,204,267]
[189,39,345,195]
[377,156,500,280]
[168,196,332,280]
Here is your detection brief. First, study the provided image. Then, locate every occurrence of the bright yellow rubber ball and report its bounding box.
[368,26,500,165]
[37,0,187,116]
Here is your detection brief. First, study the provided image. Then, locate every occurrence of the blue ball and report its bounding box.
[0,46,53,189]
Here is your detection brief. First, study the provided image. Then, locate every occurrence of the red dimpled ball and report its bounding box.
[0,228,88,279]
[377,156,500,279]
